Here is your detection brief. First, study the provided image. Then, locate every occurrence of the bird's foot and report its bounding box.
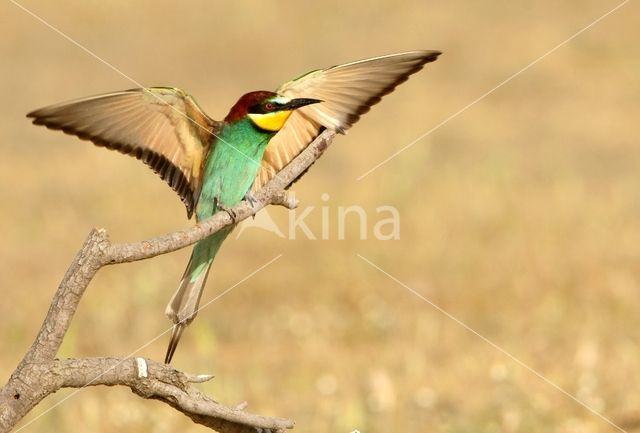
[215,197,237,223]
[243,192,260,209]
[243,192,260,219]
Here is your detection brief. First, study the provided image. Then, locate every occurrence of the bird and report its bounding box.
[26,50,441,363]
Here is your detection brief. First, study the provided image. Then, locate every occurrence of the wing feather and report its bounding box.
[253,50,441,189]
[27,87,221,217]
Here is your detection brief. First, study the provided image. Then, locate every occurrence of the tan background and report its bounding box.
[1,1,639,432]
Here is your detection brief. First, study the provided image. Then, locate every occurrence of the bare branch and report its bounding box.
[55,357,294,433]
[0,129,336,433]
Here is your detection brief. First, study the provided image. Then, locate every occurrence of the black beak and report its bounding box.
[284,98,323,110]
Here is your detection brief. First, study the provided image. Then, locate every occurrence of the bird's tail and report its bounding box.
[164,256,212,363]
[164,228,231,363]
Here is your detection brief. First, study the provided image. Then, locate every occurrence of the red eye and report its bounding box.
[264,103,274,111]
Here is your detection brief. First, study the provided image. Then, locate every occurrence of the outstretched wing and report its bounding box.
[27,87,221,218]
[253,50,441,189]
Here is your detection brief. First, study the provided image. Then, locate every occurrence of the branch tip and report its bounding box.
[185,373,215,383]
[234,401,249,411]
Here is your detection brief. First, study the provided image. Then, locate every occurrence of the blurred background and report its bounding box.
[1,1,639,432]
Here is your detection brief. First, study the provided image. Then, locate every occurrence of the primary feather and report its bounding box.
[27,87,220,218]
[253,50,441,189]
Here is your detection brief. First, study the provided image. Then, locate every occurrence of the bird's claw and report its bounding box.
[244,192,260,219]
[215,197,237,223]
[244,192,259,208]
[221,206,237,223]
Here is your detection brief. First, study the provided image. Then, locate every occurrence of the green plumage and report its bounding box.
[164,118,276,362]
[191,118,276,281]
[197,118,274,220]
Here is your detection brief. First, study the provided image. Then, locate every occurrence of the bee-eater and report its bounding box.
[27,50,441,363]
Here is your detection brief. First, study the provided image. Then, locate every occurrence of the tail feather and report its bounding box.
[164,256,213,363]
[163,227,232,363]
[165,324,185,364]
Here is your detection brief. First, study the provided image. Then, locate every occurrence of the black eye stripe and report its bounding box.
[248,101,281,114]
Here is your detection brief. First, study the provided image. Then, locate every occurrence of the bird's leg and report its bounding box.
[214,196,237,223]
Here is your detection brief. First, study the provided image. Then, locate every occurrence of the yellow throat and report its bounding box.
[247,110,293,132]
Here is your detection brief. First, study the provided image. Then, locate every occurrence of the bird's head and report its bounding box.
[225,91,321,132]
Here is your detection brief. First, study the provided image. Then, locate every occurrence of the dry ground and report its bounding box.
[1,1,639,432]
